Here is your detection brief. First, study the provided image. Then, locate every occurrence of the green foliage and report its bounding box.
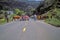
[45,8,60,27]
[0,18,6,25]
[0,10,5,19]
[45,18,60,27]
[47,11,52,19]
[0,10,5,14]
[53,8,60,20]
[15,8,26,16]
[31,8,35,12]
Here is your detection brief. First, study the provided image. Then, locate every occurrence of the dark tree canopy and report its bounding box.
[33,0,57,15]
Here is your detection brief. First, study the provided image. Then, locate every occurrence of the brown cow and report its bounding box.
[13,15,22,21]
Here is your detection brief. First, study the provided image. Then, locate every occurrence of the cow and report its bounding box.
[13,15,22,21]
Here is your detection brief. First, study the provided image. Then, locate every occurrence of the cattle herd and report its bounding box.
[13,15,29,21]
[12,15,48,21]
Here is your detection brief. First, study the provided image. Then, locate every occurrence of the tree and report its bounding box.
[0,10,5,19]
[34,0,56,15]
[15,8,26,16]
[0,0,15,2]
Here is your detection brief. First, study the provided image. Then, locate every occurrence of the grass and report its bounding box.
[0,19,6,25]
[45,18,60,27]
[45,8,60,27]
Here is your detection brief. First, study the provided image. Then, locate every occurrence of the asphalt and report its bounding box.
[0,20,60,40]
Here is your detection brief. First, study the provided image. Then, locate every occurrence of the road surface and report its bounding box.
[0,20,60,40]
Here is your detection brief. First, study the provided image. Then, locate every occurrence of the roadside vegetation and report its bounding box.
[0,18,6,25]
[0,8,26,25]
[45,8,60,27]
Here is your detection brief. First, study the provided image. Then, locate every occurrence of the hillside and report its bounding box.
[0,1,43,10]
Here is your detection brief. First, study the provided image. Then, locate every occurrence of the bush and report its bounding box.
[14,8,26,16]
[0,19,6,25]
[45,8,60,27]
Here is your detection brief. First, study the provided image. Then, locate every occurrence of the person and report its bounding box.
[5,12,9,22]
[34,14,37,20]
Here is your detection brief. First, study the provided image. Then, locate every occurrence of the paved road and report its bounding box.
[0,21,60,40]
